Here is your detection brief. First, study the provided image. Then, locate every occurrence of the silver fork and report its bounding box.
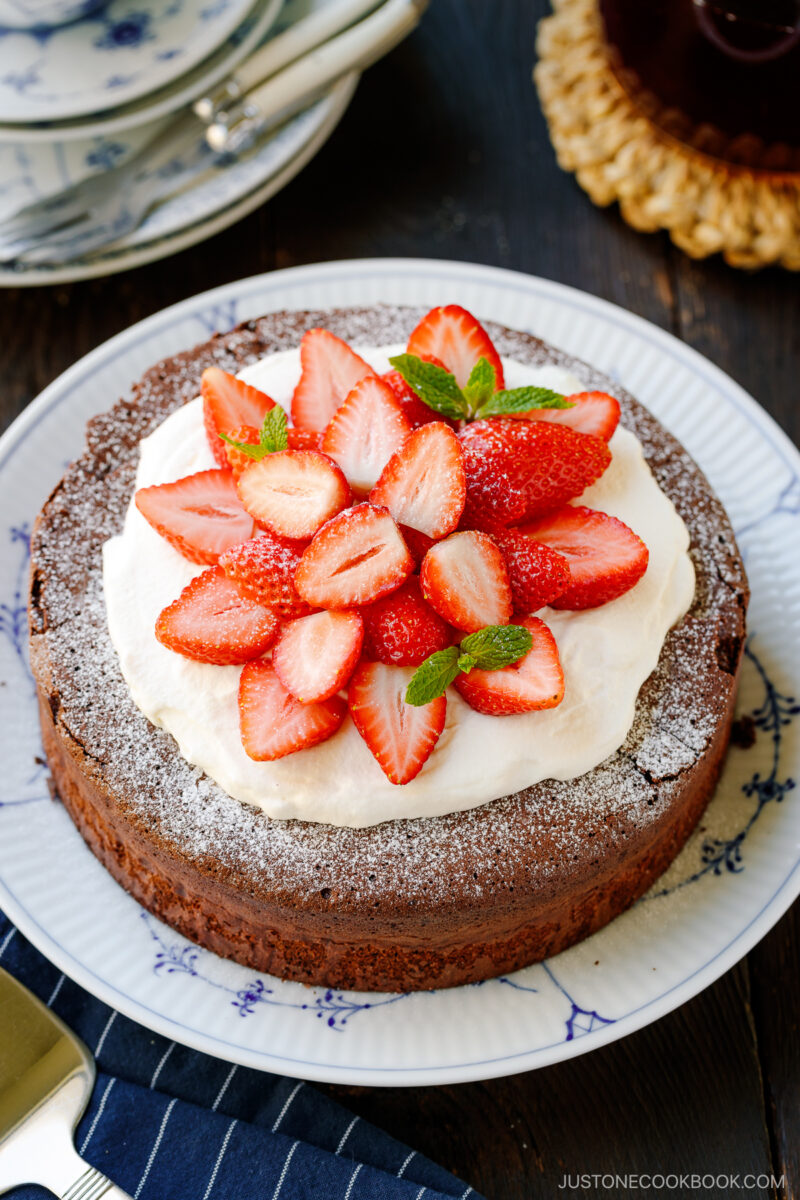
[0,115,215,265]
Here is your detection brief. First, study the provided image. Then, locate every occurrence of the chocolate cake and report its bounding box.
[28,306,748,993]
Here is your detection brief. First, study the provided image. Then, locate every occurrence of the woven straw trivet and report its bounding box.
[534,0,800,270]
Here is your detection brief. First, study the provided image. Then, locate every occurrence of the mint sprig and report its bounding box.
[388,353,573,422]
[387,354,468,421]
[220,405,288,460]
[474,386,572,420]
[405,624,533,706]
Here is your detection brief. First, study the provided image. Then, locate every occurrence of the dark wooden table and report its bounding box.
[1,2,798,1197]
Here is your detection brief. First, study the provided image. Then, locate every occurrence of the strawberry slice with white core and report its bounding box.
[135,469,255,565]
[420,530,512,633]
[321,375,411,494]
[369,421,466,539]
[520,505,649,609]
[273,610,364,703]
[348,661,446,785]
[201,367,276,468]
[239,660,346,761]
[236,449,351,540]
[407,305,505,390]
[291,328,377,433]
[522,391,620,442]
[295,502,413,609]
[455,616,565,715]
[155,566,279,665]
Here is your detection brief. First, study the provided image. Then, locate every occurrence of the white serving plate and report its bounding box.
[1,258,798,1086]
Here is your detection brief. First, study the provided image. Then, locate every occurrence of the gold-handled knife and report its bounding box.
[0,966,132,1198]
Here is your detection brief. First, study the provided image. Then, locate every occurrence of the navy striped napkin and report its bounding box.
[0,910,482,1200]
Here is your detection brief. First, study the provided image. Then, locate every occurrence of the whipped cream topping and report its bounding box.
[102,344,695,829]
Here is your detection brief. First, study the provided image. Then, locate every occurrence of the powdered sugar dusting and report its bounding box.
[29,306,747,911]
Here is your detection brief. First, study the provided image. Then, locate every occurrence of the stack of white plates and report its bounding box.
[0,0,359,283]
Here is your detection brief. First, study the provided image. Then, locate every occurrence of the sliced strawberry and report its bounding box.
[236,450,351,540]
[381,354,453,428]
[399,524,435,565]
[155,566,279,665]
[348,660,446,785]
[321,375,410,494]
[523,391,620,442]
[222,424,260,482]
[220,531,310,619]
[362,577,454,667]
[407,305,505,390]
[291,328,377,433]
[420,530,512,633]
[520,505,649,609]
[135,469,255,565]
[239,660,346,761]
[455,616,564,715]
[295,503,413,609]
[288,427,322,451]
[273,609,364,703]
[201,367,275,467]
[369,421,466,539]
[460,418,611,526]
[487,526,571,615]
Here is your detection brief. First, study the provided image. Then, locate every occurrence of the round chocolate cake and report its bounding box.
[28,306,748,992]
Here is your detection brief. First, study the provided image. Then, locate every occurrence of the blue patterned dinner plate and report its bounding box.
[0,0,260,123]
[1,260,798,1085]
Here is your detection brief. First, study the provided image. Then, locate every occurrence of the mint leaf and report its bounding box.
[405,646,461,706]
[463,356,496,412]
[405,624,534,705]
[258,405,288,452]
[388,354,468,421]
[475,387,573,419]
[219,405,288,461]
[460,624,532,670]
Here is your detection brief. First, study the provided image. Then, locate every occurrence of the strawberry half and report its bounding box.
[135,469,255,565]
[273,609,364,703]
[287,428,322,451]
[291,328,376,433]
[460,418,611,526]
[520,505,649,609]
[487,526,570,615]
[236,449,351,540]
[294,503,413,609]
[407,305,505,390]
[321,375,410,494]
[220,530,309,619]
[523,391,620,442]
[155,566,279,665]
[363,576,454,667]
[348,660,446,785]
[201,367,276,468]
[370,421,466,539]
[222,424,260,482]
[420,530,512,633]
[239,660,346,761]
[399,524,435,566]
[455,616,564,715]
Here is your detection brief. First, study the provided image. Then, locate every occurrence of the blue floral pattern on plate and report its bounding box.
[0,0,252,122]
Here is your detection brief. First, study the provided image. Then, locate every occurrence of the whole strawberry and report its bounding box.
[363,577,454,666]
[460,419,611,526]
[220,530,310,619]
[488,526,570,615]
